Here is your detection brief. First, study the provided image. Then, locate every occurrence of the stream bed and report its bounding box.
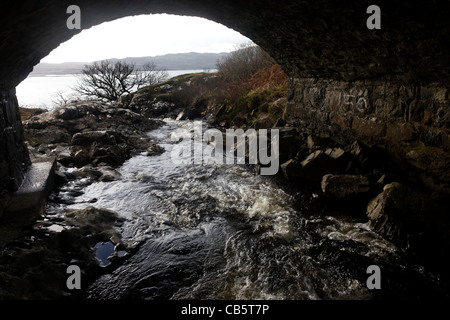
[43,119,447,299]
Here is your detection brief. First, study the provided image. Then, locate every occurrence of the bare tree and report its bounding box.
[51,90,80,108]
[216,42,275,83]
[74,60,168,102]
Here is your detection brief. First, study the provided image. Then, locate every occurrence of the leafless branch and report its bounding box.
[74,60,169,102]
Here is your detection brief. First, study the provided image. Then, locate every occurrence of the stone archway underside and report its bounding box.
[1,0,450,216]
[1,0,450,87]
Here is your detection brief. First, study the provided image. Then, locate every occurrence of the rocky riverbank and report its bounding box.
[1,101,164,299]
[23,100,164,166]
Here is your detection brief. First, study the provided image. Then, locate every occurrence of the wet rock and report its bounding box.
[348,140,369,158]
[145,143,165,156]
[47,144,72,159]
[324,147,345,159]
[0,205,128,299]
[325,147,352,171]
[135,173,154,183]
[367,183,416,246]
[63,206,121,240]
[73,165,103,180]
[91,145,129,166]
[98,167,121,182]
[54,168,69,186]
[179,108,203,120]
[321,174,370,198]
[366,182,450,260]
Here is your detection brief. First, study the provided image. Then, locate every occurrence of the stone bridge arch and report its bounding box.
[1,0,450,217]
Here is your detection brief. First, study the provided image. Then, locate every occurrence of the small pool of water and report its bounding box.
[94,241,115,267]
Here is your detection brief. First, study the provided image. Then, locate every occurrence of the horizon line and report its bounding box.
[40,51,230,65]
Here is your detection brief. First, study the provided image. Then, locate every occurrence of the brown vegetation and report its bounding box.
[128,43,288,128]
[214,43,288,127]
[18,107,46,121]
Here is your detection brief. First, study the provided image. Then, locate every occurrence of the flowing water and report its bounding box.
[46,120,446,300]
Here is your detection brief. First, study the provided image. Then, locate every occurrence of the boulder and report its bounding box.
[299,150,338,182]
[71,131,118,147]
[70,145,91,164]
[321,174,370,198]
[280,159,302,181]
[366,182,449,254]
[150,101,171,117]
[98,167,121,182]
[92,145,129,166]
[53,105,80,120]
[26,129,72,146]
[366,185,407,247]
[280,150,338,183]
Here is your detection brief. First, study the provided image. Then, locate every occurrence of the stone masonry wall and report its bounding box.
[0,89,31,217]
[285,78,450,197]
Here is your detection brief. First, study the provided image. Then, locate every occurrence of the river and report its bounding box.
[44,119,445,299]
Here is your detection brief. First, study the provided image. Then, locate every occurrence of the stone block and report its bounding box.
[3,157,56,226]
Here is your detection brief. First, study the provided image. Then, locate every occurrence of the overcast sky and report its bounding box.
[41,14,251,63]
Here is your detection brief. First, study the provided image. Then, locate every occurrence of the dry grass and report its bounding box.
[19,107,46,121]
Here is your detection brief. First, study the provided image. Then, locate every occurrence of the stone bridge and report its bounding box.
[1,0,450,217]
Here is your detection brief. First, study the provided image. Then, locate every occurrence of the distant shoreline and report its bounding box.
[28,73,81,77]
[30,52,227,77]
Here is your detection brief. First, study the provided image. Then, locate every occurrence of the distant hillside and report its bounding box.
[30,52,229,76]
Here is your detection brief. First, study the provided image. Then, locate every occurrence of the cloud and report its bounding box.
[42,14,250,63]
